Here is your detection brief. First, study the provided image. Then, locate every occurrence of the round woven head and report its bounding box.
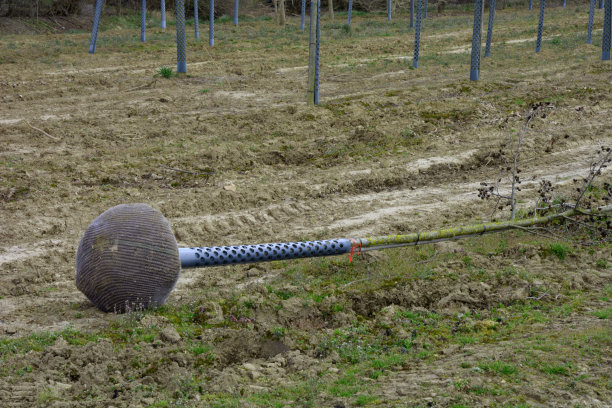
[76,204,180,313]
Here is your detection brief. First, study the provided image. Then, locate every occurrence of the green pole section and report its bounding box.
[358,205,612,250]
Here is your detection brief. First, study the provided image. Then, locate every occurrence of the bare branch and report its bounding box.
[25,121,60,141]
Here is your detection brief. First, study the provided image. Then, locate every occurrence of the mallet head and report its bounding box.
[76,203,180,313]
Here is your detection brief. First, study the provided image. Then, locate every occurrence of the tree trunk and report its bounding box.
[273,0,278,24]
[279,0,286,26]
[329,0,334,20]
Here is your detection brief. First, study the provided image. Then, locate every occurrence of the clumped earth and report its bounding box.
[1,4,611,408]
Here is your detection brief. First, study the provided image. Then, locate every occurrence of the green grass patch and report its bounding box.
[478,360,518,376]
[540,362,572,376]
[592,307,612,319]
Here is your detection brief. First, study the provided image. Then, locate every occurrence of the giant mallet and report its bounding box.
[77,203,608,313]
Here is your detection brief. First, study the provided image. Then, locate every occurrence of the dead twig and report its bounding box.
[509,225,566,242]
[561,215,600,232]
[527,289,549,301]
[25,121,59,141]
[573,146,611,209]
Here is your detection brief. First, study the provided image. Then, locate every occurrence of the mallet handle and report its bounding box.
[179,239,352,268]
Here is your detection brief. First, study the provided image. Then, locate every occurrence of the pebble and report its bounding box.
[160,326,181,344]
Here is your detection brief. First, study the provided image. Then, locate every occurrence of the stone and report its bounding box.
[160,326,181,344]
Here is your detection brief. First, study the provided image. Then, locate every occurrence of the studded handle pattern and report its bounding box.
[180,239,352,268]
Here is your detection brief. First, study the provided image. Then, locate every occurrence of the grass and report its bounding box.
[157,66,173,78]
[592,307,612,319]
[2,236,610,403]
[37,387,60,404]
[478,360,518,376]
[549,242,570,260]
[539,363,572,376]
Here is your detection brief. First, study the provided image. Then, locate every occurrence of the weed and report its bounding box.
[462,256,473,268]
[157,67,173,79]
[540,363,571,376]
[355,394,377,406]
[478,360,518,376]
[271,327,286,339]
[550,243,570,260]
[37,387,59,404]
[191,344,212,355]
[592,307,612,319]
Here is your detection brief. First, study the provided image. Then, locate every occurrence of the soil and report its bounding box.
[0,5,611,408]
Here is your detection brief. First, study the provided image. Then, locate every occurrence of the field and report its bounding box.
[1,3,611,407]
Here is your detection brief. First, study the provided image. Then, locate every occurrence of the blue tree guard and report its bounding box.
[176,0,187,72]
[424,0,428,18]
[604,0,611,60]
[88,0,103,54]
[388,0,392,21]
[209,0,215,46]
[315,0,321,105]
[529,0,533,11]
[563,0,566,7]
[470,0,483,81]
[414,0,422,68]
[161,0,166,29]
[347,0,353,25]
[234,0,239,25]
[194,0,200,39]
[600,0,604,9]
[301,0,306,30]
[410,0,414,28]
[484,0,496,57]
[140,0,146,42]
[536,0,545,53]
[588,0,596,44]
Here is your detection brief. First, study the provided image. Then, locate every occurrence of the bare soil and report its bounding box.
[0,5,611,408]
